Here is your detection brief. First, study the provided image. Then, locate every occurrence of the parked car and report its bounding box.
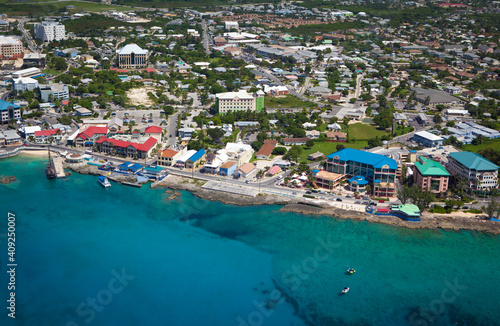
[336,198,342,202]
[379,199,385,203]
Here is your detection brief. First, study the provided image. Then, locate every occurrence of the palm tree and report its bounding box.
[329,181,334,191]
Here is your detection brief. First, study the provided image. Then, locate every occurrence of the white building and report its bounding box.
[447,151,499,193]
[224,21,239,30]
[215,90,264,114]
[34,21,66,42]
[12,77,38,92]
[39,83,69,102]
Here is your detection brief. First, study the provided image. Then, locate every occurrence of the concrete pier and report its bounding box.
[52,157,66,178]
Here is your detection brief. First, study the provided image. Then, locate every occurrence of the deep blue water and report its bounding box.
[0,155,499,326]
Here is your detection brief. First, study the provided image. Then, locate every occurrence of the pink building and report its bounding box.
[413,157,450,196]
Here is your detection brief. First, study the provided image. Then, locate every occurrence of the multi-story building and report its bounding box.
[12,77,38,92]
[216,90,264,114]
[413,157,450,196]
[22,53,46,68]
[39,83,69,102]
[34,21,65,42]
[325,148,398,197]
[0,100,21,124]
[116,44,149,68]
[0,36,23,60]
[447,151,499,193]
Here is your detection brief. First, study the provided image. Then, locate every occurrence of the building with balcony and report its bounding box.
[34,21,65,42]
[325,148,398,197]
[413,157,450,196]
[447,151,498,193]
[39,83,69,102]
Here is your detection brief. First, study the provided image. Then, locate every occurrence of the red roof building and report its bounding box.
[34,129,61,143]
[75,126,108,146]
[95,136,157,158]
[144,126,163,133]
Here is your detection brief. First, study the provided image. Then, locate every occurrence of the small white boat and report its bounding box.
[340,287,349,294]
[98,176,111,188]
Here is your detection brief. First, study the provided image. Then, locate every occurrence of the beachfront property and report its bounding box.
[158,148,185,166]
[219,161,237,176]
[413,157,450,196]
[325,148,398,197]
[0,100,21,124]
[75,126,109,147]
[175,150,197,168]
[221,142,253,167]
[116,44,149,68]
[0,130,22,145]
[203,152,229,173]
[34,21,65,42]
[413,131,443,148]
[185,149,206,169]
[312,169,344,189]
[95,136,158,158]
[446,151,499,193]
[215,90,264,114]
[234,162,257,178]
[34,129,61,144]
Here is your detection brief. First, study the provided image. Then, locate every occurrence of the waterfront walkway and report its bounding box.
[53,157,66,178]
[202,181,259,197]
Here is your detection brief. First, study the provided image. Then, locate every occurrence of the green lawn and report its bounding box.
[297,141,368,163]
[462,138,500,153]
[0,0,122,15]
[348,123,390,140]
[264,95,316,109]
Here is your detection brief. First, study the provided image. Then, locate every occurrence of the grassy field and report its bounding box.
[462,138,500,153]
[348,123,390,140]
[297,141,368,163]
[264,95,316,109]
[0,0,122,15]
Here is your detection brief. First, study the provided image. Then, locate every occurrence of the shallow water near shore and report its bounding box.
[0,155,499,326]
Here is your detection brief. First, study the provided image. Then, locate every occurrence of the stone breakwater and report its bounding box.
[279,204,500,234]
[66,165,500,234]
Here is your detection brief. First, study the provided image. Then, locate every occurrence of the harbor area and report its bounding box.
[53,157,66,178]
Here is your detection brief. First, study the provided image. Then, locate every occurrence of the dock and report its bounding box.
[121,181,142,188]
[52,157,66,178]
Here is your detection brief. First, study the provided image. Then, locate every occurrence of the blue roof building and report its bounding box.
[0,100,21,124]
[447,151,499,192]
[326,148,398,197]
[185,149,206,169]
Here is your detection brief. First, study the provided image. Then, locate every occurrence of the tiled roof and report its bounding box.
[35,129,59,137]
[144,126,163,133]
[161,149,178,158]
[96,137,157,152]
[77,126,108,140]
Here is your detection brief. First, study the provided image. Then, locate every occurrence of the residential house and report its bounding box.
[325,132,346,142]
[282,137,309,146]
[256,142,275,160]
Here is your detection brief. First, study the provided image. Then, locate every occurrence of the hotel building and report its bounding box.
[0,36,23,60]
[325,148,398,197]
[447,151,498,193]
[413,157,450,196]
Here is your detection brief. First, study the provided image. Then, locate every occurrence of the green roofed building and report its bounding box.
[447,151,499,193]
[413,157,450,196]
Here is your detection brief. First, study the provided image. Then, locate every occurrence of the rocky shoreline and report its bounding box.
[65,164,500,234]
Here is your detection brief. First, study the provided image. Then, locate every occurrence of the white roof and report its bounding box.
[13,77,38,84]
[23,126,41,133]
[116,44,148,55]
[415,131,443,141]
[13,67,41,76]
[216,90,254,100]
[177,150,197,163]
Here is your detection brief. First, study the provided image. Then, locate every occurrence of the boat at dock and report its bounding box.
[46,146,56,179]
[98,176,111,188]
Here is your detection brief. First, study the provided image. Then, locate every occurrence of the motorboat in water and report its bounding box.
[98,176,111,188]
[347,268,356,274]
[340,287,349,294]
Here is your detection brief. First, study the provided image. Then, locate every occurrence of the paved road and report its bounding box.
[201,19,210,55]
[18,19,37,53]
[166,111,181,147]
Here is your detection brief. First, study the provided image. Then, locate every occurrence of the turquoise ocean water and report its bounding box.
[0,155,499,326]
